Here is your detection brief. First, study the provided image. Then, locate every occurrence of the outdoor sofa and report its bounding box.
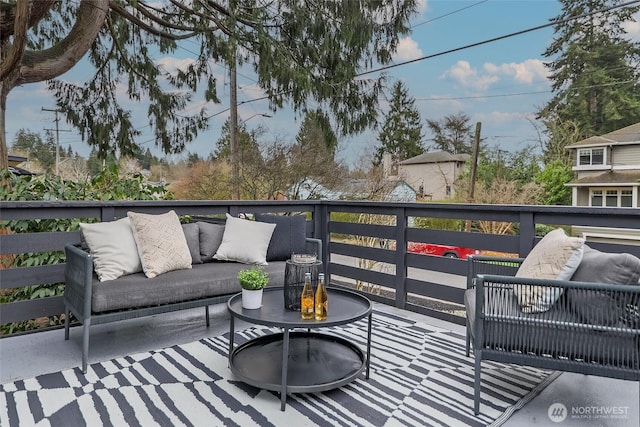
[64,211,320,373]
[465,228,640,414]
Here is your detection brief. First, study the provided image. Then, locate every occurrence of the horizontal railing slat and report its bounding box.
[0,297,65,324]
[0,264,66,289]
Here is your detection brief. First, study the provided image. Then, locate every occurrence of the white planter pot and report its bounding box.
[242,288,263,309]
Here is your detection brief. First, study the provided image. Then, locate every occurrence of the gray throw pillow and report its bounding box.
[255,214,307,262]
[197,221,225,262]
[181,223,202,264]
[568,245,640,327]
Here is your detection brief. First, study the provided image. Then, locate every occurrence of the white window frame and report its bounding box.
[577,147,606,169]
[589,187,633,207]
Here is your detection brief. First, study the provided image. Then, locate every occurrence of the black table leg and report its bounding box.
[228,315,235,367]
[280,327,290,411]
[366,311,372,379]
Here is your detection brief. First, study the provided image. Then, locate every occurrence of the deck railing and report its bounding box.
[2,200,640,332]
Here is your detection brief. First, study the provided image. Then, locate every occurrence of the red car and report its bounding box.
[407,242,479,259]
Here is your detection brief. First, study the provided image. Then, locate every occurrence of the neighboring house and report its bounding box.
[385,151,469,200]
[565,122,640,245]
[288,178,416,202]
[8,154,34,176]
[565,122,640,208]
[287,178,341,200]
[339,179,416,202]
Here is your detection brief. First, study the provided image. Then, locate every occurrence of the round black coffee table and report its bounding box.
[227,286,372,411]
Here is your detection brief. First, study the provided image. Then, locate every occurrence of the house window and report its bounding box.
[578,148,604,166]
[590,188,634,207]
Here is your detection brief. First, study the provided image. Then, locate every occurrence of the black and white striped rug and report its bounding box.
[0,310,558,426]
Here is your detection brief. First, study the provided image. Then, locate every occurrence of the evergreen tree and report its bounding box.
[539,0,640,140]
[426,113,475,155]
[0,1,417,171]
[374,81,424,166]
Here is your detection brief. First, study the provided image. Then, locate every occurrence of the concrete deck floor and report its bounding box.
[1,303,637,426]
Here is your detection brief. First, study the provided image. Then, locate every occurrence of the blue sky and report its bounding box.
[6,1,640,167]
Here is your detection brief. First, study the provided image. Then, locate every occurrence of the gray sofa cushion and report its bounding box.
[182,223,202,264]
[198,221,225,262]
[92,261,286,313]
[255,214,307,261]
[567,245,640,327]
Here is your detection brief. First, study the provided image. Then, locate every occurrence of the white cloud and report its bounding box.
[475,111,531,124]
[393,37,423,61]
[483,59,548,84]
[156,57,196,75]
[623,12,640,41]
[415,0,429,15]
[442,59,548,91]
[441,60,498,91]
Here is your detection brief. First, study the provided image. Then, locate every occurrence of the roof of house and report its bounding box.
[399,151,470,165]
[8,154,28,166]
[566,122,640,148]
[566,171,640,186]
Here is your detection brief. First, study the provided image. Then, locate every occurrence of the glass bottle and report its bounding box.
[300,272,314,319]
[315,273,328,321]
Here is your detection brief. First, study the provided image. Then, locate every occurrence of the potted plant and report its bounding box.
[238,265,269,309]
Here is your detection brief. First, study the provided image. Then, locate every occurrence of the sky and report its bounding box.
[5,0,640,168]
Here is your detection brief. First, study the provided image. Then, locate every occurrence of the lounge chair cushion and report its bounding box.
[567,245,640,327]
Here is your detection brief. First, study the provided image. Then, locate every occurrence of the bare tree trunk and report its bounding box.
[0,80,7,172]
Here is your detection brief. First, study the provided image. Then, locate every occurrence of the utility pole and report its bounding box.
[42,108,71,175]
[465,122,482,232]
[230,52,239,200]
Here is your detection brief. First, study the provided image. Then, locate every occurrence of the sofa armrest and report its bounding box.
[305,238,322,263]
[64,244,94,319]
[466,255,524,290]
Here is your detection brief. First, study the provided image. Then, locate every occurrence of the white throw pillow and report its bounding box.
[514,228,585,313]
[127,210,192,278]
[79,218,142,282]
[214,214,276,265]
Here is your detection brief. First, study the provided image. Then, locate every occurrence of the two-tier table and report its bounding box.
[227,286,372,410]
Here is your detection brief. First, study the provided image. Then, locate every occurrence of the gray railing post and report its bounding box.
[394,207,407,308]
[319,203,330,279]
[519,211,536,257]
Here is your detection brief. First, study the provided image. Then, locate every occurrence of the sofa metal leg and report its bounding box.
[82,319,91,374]
[205,306,210,327]
[465,329,471,357]
[64,307,70,341]
[474,353,482,415]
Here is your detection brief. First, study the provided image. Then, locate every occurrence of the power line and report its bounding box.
[412,0,488,29]
[357,0,640,77]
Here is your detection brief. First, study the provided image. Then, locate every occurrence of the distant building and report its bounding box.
[8,155,33,176]
[565,122,640,244]
[565,122,640,208]
[288,178,416,202]
[384,151,469,200]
